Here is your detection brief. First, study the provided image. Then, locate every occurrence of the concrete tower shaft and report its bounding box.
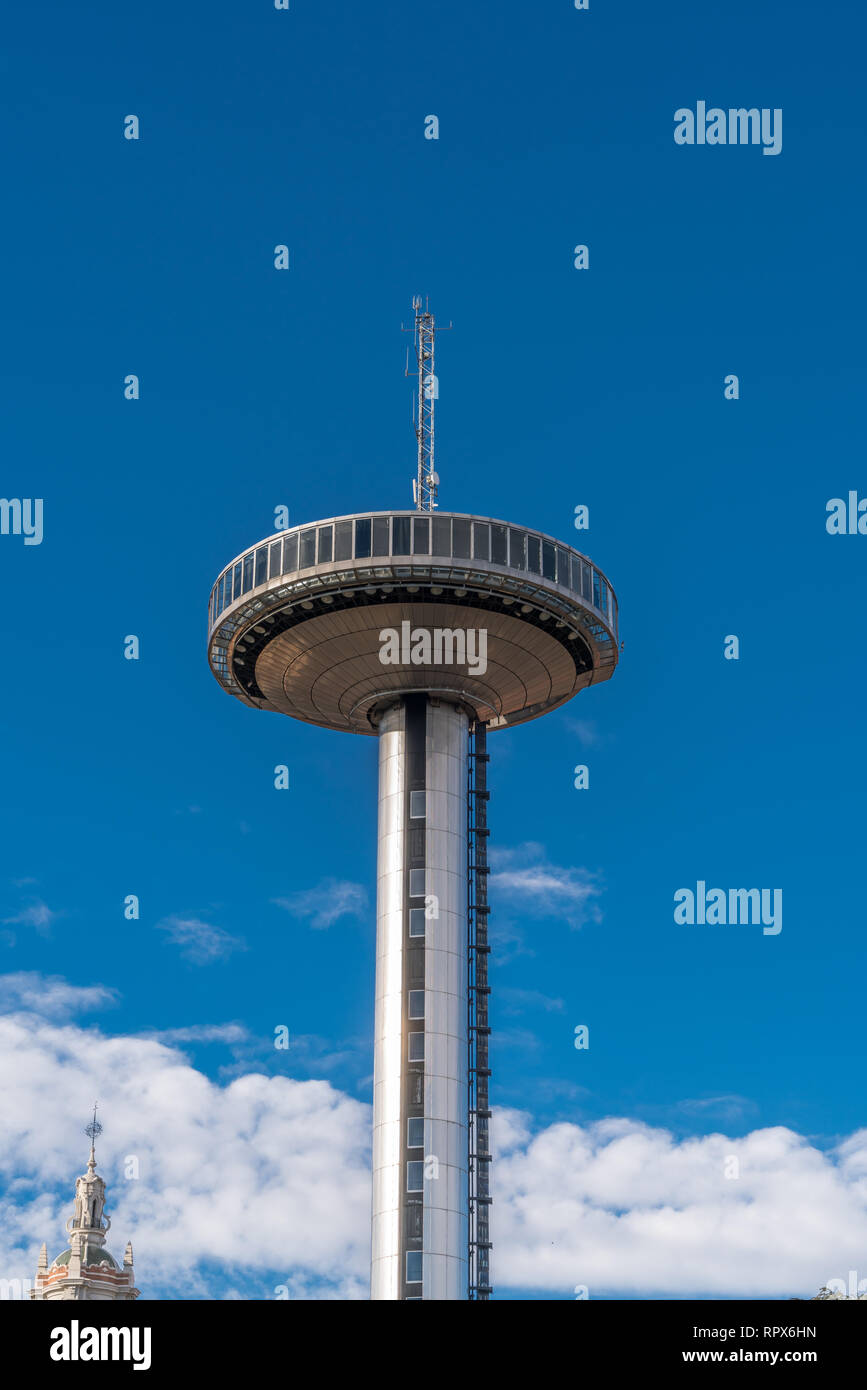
[373,697,468,1300]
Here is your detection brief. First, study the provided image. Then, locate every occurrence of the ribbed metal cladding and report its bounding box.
[371,701,406,1300]
[371,696,469,1300]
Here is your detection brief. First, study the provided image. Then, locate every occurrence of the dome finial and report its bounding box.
[84,1099,102,1172]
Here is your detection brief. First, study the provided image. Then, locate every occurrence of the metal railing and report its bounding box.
[208,510,618,641]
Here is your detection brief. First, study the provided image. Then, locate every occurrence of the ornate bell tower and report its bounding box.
[31,1107,139,1301]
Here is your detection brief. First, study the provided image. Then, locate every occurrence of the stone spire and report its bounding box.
[30,1107,139,1301]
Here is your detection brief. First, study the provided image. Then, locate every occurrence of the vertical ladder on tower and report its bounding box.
[468,721,492,1300]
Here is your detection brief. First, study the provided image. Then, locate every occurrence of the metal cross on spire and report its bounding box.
[403,296,451,512]
[85,1101,102,1167]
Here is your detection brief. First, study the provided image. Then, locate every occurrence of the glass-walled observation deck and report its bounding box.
[208,511,618,640]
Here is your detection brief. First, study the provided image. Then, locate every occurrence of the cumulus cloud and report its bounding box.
[0,992,370,1299]
[493,1111,867,1298]
[272,879,368,931]
[155,916,246,964]
[2,975,865,1301]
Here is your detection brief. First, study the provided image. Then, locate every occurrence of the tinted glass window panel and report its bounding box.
[593,570,602,610]
[509,529,526,569]
[372,516,390,556]
[242,554,254,592]
[557,548,571,586]
[527,534,541,573]
[334,521,352,561]
[300,529,316,569]
[408,990,425,1020]
[473,522,491,561]
[393,516,411,555]
[355,517,371,558]
[282,533,298,573]
[432,516,451,555]
[269,540,282,578]
[491,524,507,565]
[410,790,426,818]
[409,868,426,897]
[406,1251,423,1282]
[407,1116,424,1147]
[317,526,333,564]
[571,555,581,592]
[413,517,429,554]
[453,518,471,558]
[407,1162,424,1193]
[233,562,242,599]
[409,909,425,938]
[581,562,592,601]
[255,547,268,586]
[542,540,556,581]
[217,576,226,614]
[408,1033,425,1062]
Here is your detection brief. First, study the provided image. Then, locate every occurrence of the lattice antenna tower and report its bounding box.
[404,296,451,512]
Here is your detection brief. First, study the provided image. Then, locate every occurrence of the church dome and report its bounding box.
[52,1245,119,1269]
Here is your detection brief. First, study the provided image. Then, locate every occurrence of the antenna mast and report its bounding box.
[404,296,451,511]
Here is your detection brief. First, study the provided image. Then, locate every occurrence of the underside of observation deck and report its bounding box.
[208,513,618,735]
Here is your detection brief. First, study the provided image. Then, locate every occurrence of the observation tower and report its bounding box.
[207,300,619,1300]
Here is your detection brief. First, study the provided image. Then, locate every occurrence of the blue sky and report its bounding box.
[1,0,866,1300]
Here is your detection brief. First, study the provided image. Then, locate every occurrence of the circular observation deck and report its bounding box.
[207,511,618,735]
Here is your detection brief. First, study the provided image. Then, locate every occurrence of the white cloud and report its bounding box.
[678,1095,756,1121]
[493,1111,867,1298]
[155,916,246,964]
[564,717,604,748]
[2,899,60,932]
[141,1024,249,1046]
[0,991,370,1299]
[272,879,368,931]
[0,972,118,1019]
[490,845,602,929]
[2,975,865,1301]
